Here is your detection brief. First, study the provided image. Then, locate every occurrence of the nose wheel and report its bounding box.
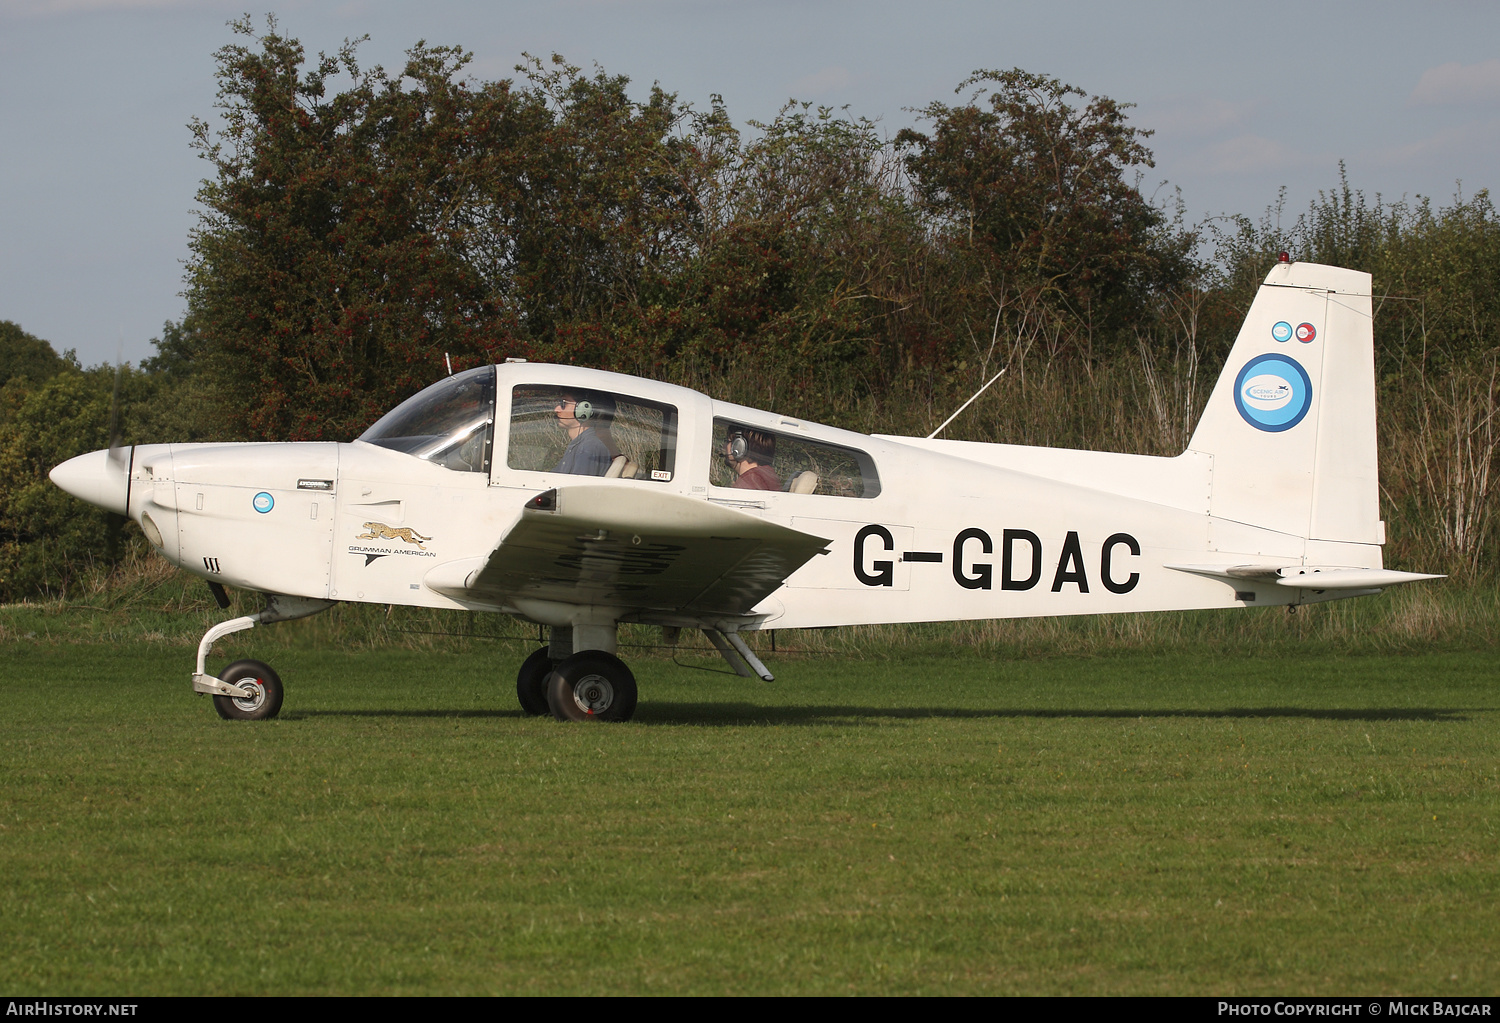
[545,652,637,722]
[211,659,284,721]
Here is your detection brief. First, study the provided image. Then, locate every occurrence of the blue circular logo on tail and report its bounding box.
[1271,321,1293,342]
[253,492,274,513]
[1234,354,1312,432]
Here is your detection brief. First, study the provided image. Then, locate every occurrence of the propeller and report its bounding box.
[104,348,133,544]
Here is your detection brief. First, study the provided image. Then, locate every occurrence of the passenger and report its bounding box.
[552,391,616,476]
[725,427,780,491]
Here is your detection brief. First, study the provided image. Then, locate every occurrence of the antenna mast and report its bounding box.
[926,366,1008,440]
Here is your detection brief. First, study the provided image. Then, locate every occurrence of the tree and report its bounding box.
[0,321,69,389]
[187,17,517,441]
[0,370,125,600]
[898,69,1193,339]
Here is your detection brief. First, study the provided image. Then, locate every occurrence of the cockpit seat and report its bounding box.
[788,471,818,494]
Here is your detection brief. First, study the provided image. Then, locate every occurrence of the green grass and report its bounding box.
[1,634,1496,995]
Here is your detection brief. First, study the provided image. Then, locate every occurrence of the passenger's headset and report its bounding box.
[727,432,749,461]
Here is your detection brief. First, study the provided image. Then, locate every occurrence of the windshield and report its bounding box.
[358,366,496,473]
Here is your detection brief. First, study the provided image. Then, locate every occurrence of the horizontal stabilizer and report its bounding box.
[1166,564,1445,590]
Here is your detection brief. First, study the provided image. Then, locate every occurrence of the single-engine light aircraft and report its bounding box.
[51,261,1441,721]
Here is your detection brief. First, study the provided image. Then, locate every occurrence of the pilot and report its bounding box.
[725,427,780,491]
[553,391,617,475]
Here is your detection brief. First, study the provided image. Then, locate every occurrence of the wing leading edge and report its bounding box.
[424,486,831,618]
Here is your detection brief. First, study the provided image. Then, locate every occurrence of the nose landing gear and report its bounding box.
[191,594,333,721]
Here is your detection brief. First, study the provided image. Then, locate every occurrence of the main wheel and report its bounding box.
[516,647,554,716]
[545,652,637,722]
[211,659,284,721]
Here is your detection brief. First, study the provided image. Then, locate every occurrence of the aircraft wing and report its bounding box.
[424,486,831,618]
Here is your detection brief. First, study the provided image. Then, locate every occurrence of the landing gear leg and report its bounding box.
[191,594,332,720]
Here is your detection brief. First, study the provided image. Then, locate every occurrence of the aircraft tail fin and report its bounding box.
[1186,261,1380,545]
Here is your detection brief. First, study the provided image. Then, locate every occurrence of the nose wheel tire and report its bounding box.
[515,647,555,716]
[211,659,284,721]
[545,652,637,723]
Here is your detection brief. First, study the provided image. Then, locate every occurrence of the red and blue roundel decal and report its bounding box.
[1295,322,1317,342]
[1234,353,1313,432]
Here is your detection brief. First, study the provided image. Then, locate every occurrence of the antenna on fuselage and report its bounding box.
[444,352,453,376]
[926,365,1008,440]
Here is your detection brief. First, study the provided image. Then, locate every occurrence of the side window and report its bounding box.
[711,419,880,498]
[507,385,678,481]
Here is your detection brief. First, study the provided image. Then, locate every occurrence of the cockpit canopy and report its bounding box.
[358,366,495,473]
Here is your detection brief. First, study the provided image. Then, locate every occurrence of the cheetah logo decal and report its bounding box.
[356,522,433,549]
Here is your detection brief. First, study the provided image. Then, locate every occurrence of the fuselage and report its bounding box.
[52,361,1384,631]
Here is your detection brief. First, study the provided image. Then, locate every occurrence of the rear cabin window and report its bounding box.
[507,385,679,482]
[710,419,880,498]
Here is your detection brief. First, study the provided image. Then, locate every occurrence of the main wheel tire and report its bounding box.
[211,659,284,721]
[516,647,554,716]
[545,652,637,722]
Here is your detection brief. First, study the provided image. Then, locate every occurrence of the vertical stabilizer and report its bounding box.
[1186,262,1379,545]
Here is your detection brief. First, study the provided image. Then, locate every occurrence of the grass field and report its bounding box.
[1,619,1496,995]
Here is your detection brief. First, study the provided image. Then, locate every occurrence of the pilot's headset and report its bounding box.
[572,392,615,424]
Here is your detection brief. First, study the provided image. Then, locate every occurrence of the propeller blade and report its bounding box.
[107,356,125,467]
[104,349,132,518]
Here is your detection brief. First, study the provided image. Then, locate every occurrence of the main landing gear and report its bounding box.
[191,594,333,721]
[515,647,554,717]
[514,623,774,723]
[516,625,640,723]
[546,652,637,722]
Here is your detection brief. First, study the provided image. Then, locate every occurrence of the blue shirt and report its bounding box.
[554,428,613,476]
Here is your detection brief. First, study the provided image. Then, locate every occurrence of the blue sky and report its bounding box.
[2,0,1497,367]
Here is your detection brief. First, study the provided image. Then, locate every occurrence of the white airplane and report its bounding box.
[51,260,1440,722]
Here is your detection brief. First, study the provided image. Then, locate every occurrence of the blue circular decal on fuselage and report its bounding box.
[1271,321,1293,342]
[253,491,275,514]
[1234,353,1312,432]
